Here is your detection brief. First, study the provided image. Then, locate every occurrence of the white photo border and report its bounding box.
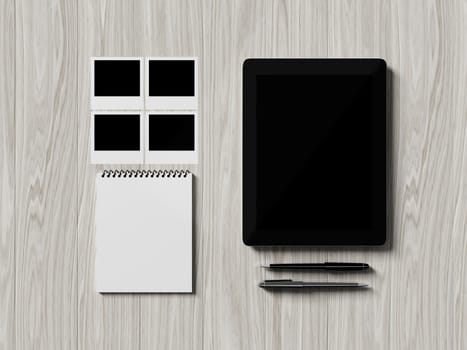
[91,57,144,110]
[145,111,198,164]
[90,111,144,164]
[145,57,198,111]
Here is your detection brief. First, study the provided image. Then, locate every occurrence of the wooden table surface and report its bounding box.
[1,0,467,349]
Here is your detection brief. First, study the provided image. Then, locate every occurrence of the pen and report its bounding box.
[262,262,370,271]
[259,279,368,289]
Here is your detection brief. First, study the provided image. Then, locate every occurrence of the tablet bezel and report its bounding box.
[242,58,387,246]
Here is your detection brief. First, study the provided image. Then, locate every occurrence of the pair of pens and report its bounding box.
[260,262,369,289]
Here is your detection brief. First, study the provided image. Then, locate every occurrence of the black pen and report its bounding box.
[259,279,368,289]
[261,262,369,271]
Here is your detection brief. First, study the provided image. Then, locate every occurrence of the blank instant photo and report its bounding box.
[145,57,198,110]
[91,57,144,110]
[91,112,144,164]
[145,111,197,164]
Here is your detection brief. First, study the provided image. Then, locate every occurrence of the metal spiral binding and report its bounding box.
[101,170,190,178]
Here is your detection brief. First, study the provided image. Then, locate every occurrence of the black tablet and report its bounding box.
[243,58,386,246]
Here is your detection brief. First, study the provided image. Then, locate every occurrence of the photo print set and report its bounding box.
[90,57,198,164]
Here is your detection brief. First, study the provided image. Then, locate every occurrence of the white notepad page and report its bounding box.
[95,172,192,293]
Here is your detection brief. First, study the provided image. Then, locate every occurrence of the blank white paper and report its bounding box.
[95,173,192,293]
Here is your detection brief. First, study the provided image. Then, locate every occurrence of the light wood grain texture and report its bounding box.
[1,0,466,349]
[0,0,15,349]
[388,0,467,349]
[15,0,78,349]
[326,1,467,350]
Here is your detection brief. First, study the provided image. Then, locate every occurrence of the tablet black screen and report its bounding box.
[257,75,372,230]
[243,59,386,245]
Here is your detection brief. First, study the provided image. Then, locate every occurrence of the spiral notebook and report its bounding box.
[95,170,192,293]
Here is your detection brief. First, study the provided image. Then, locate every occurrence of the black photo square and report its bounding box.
[94,60,141,96]
[94,114,140,151]
[149,60,195,96]
[149,114,195,151]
